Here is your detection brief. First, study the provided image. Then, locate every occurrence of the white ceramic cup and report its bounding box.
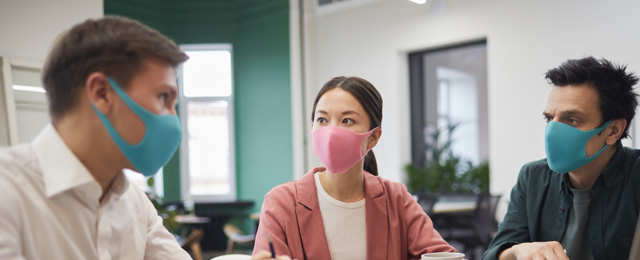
[421,252,465,260]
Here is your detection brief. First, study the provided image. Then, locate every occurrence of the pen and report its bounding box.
[268,234,276,258]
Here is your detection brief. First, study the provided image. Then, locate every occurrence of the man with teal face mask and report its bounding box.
[482,57,640,260]
[0,17,192,259]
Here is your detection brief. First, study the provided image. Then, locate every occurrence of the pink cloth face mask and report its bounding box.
[312,126,377,174]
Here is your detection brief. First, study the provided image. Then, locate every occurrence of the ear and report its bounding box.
[85,72,114,114]
[367,127,382,150]
[605,118,626,145]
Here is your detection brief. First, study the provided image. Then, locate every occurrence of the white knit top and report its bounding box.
[314,173,367,260]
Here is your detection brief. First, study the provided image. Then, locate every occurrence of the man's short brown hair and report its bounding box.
[42,15,188,120]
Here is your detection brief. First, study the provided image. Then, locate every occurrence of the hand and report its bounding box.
[252,251,292,260]
[499,241,569,260]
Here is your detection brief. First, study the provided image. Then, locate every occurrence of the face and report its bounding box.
[543,84,607,157]
[313,87,379,152]
[108,58,178,145]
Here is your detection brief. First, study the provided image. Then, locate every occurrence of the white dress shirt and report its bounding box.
[0,124,192,260]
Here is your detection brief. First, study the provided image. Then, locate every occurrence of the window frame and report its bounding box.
[408,40,488,168]
[178,43,236,203]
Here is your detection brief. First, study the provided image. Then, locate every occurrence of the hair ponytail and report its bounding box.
[363,151,378,176]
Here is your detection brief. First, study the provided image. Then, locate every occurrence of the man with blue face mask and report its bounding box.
[482,57,640,260]
[0,16,192,259]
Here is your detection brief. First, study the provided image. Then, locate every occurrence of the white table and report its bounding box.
[431,195,477,214]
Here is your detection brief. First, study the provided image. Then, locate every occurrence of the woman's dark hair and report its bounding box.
[545,56,639,141]
[311,76,383,176]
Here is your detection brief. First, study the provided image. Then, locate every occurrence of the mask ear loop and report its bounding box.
[361,127,380,157]
[585,120,613,159]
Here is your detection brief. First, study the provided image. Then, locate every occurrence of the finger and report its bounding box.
[551,245,569,260]
[539,242,563,260]
[252,251,274,260]
[547,241,569,260]
[277,255,292,260]
[539,250,559,260]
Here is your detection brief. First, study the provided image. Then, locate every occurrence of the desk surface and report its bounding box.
[431,195,477,214]
[175,215,211,224]
[432,201,476,214]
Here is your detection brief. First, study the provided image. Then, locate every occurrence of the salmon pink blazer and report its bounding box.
[253,167,457,260]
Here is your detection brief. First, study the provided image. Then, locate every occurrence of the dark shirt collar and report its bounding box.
[560,143,625,192]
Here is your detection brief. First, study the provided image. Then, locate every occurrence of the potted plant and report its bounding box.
[405,124,489,194]
[146,177,181,234]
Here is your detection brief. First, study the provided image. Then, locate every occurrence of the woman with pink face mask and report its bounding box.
[252,76,457,260]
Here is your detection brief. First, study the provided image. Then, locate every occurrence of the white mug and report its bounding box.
[421,252,465,260]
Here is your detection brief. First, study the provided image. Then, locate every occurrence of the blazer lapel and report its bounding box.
[295,168,331,259]
[364,172,388,260]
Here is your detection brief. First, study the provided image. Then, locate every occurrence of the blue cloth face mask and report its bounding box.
[91,77,182,176]
[545,120,612,173]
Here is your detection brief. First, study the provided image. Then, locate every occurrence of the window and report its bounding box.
[179,44,235,202]
[409,41,488,167]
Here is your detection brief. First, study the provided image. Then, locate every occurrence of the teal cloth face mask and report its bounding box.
[91,77,182,176]
[545,120,612,173]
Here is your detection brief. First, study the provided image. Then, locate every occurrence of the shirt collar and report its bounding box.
[297,167,385,208]
[560,142,626,192]
[109,171,130,197]
[31,124,127,199]
[599,142,625,187]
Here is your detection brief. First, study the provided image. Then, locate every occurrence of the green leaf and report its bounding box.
[405,122,490,194]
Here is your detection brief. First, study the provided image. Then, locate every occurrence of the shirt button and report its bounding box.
[559,207,564,213]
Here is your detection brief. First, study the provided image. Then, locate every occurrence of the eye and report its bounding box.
[316,117,327,124]
[543,116,552,123]
[159,93,169,102]
[342,118,355,125]
[566,118,579,126]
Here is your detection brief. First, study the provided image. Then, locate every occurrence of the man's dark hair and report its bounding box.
[545,56,639,140]
[42,16,188,121]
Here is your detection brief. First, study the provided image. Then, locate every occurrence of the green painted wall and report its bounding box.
[234,1,292,214]
[104,0,292,214]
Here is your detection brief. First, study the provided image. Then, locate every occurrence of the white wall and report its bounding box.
[0,0,103,145]
[303,0,640,200]
[0,0,103,60]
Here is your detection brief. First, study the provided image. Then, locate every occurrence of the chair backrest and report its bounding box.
[489,195,501,220]
[223,223,243,238]
[475,193,488,211]
[417,192,440,215]
[474,194,502,244]
[210,254,252,260]
[223,223,256,243]
[475,194,501,219]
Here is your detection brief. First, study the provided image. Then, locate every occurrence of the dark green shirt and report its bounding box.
[482,145,640,260]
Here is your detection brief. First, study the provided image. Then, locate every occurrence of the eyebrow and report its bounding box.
[542,110,587,118]
[342,110,362,117]
[163,84,178,97]
[316,110,362,117]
